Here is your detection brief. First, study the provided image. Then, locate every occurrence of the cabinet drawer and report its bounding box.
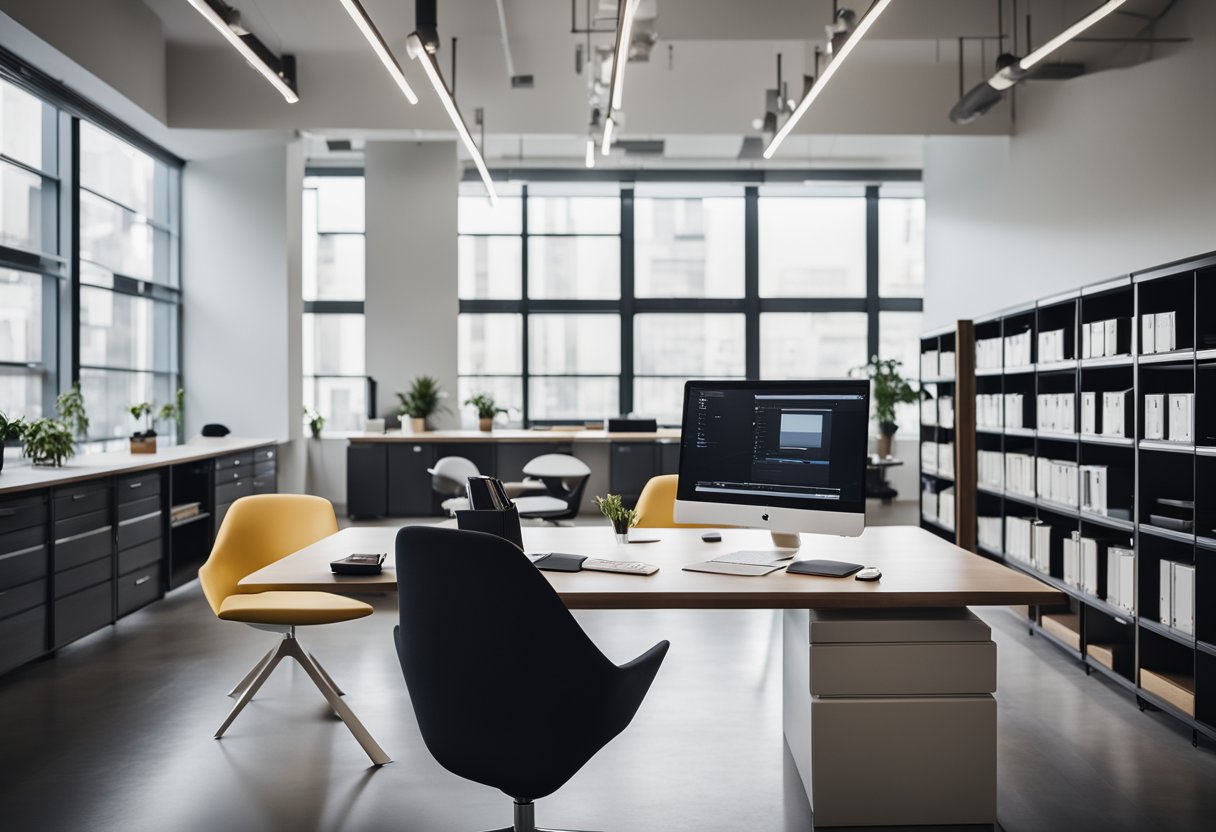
[118,538,162,576]
[56,557,112,598]
[54,482,111,521]
[0,543,48,591]
[254,445,277,465]
[214,467,247,485]
[254,459,277,478]
[53,525,113,573]
[0,523,46,557]
[117,511,162,551]
[0,605,47,675]
[253,473,276,494]
[117,472,161,504]
[215,501,233,531]
[216,451,255,471]
[118,494,161,523]
[54,581,113,648]
[0,578,46,619]
[55,507,112,541]
[0,492,48,536]
[216,478,254,505]
[117,564,161,617]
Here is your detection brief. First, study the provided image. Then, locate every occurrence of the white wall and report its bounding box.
[922,0,1216,329]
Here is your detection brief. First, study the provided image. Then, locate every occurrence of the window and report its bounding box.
[879,199,925,298]
[760,312,868,379]
[302,174,366,432]
[634,313,745,424]
[634,188,744,298]
[529,314,620,420]
[759,196,866,297]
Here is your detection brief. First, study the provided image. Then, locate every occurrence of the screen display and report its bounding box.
[676,380,870,514]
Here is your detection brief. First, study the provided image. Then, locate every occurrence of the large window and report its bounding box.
[302,173,366,432]
[459,181,924,426]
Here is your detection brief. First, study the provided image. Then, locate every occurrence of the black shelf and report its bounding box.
[1139,617,1196,648]
[1083,593,1137,624]
[1085,656,1138,694]
[1079,510,1135,532]
[1138,523,1195,545]
[171,511,211,530]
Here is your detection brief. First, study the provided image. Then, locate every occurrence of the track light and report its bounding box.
[187,0,298,103]
[763,0,892,159]
[607,0,640,111]
[585,137,596,169]
[601,116,615,156]
[406,33,498,205]
[337,0,419,105]
[951,0,1126,123]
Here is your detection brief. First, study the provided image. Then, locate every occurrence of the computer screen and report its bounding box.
[676,380,870,517]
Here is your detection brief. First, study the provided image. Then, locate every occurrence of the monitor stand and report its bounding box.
[771,531,801,551]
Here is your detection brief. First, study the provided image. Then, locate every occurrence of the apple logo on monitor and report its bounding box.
[762,512,769,522]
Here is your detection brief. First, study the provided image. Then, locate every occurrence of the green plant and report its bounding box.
[158,388,185,432]
[396,376,448,421]
[851,356,918,436]
[128,402,155,437]
[594,493,637,534]
[55,382,89,440]
[464,392,507,421]
[0,411,25,442]
[21,418,75,467]
[304,406,325,439]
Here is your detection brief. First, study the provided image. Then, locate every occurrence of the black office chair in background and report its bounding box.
[393,526,669,832]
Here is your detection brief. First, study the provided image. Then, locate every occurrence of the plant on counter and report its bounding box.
[21,418,75,467]
[850,356,918,457]
[55,382,89,440]
[159,388,185,434]
[128,401,159,454]
[594,493,637,540]
[465,392,507,431]
[304,406,326,439]
[396,376,448,431]
[0,411,27,474]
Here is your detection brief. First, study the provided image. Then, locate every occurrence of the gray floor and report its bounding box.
[1,502,1214,832]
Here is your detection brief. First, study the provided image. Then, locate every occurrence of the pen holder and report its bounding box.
[456,504,524,550]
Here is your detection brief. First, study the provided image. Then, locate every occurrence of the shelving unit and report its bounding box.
[927,250,1216,746]
[918,323,976,550]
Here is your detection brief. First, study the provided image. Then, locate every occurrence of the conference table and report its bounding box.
[241,525,1062,828]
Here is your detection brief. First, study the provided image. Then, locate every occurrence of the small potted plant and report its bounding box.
[465,392,506,432]
[852,356,918,459]
[56,382,89,441]
[158,388,184,440]
[396,375,448,432]
[304,406,325,439]
[128,402,157,454]
[0,411,26,474]
[594,493,637,544]
[21,418,75,467]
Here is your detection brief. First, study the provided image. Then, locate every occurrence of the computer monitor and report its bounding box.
[674,380,870,550]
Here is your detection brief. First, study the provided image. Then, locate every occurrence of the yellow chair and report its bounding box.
[199,494,389,765]
[634,474,729,529]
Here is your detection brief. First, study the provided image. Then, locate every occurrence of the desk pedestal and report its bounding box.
[783,608,997,828]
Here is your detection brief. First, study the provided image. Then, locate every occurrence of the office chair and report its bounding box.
[634,474,729,529]
[393,526,669,832]
[516,453,592,523]
[429,456,548,514]
[199,494,390,766]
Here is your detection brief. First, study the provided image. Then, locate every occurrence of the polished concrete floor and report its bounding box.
[1,504,1214,832]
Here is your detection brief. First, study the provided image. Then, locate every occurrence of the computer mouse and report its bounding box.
[701,531,722,542]
[855,567,882,581]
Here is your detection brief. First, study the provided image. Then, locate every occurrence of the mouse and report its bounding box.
[855,567,882,581]
[701,531,722,542]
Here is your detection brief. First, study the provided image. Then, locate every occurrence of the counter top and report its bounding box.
[347,429,681,444]
[0,437,277,495]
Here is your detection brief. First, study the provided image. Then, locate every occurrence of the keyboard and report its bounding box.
[582,558,659,576]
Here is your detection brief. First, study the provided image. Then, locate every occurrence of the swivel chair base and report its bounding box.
[485,799,599,832]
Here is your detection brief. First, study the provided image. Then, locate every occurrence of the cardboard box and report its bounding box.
[1154,311,1176,352]
[1104,319,1119,357]
[1087,642,1126,671]
[1041,613,1081,651]
[1102,389,1131,437]
[1081,392,1098,435]
[1144,394,1165,440]
[1139,668,1195,717]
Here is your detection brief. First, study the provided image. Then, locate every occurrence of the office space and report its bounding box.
[1,1,1215,830]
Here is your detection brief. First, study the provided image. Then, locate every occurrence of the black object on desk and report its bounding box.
[331,553,385,575]
[786,559,864,577]
[531,553,587,572]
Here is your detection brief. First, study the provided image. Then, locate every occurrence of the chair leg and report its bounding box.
[479,799,599,832]
[227,646,276,697]
[214,639,290,738]
[309,652,345,696]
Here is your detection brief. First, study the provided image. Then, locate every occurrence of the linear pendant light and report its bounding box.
[763,0,893,159]
[337,0,419,104]
[406,33,498,205]
[601,116,615,157]
[186,0,299,103]
[585,137,596,169]
[990,0,1126,90]
[600,0,639,156]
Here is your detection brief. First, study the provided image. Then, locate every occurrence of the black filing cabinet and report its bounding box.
[610,443,659,507]
[347,443,388,517]
[51,481,114,649]
[0,492,49,675]
[214,450,255,532]
[252,445,277,494]
[116,471,164,617]
[388,443,437,516]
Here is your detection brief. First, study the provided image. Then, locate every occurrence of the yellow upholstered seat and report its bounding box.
[634,474,730,529]
[217,590,373,625]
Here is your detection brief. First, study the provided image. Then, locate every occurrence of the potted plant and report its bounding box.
[0,411,26,475]
[56,382,89,441]
[396,375,447,432]
[594,493,637,544]
[128,402,157,454]
[851,356,918,459]
[304,406,325,439]
[465,392,506,432]
[159,388,184,440]
[21,418,75,467]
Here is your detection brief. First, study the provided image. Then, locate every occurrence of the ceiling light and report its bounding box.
[601,115,615,156]
[607,0,640,111]
[585,137,596,169]
[186,0,298,103]
[337,0,419,105]
[406,33,497,205]
[763,0,892,159]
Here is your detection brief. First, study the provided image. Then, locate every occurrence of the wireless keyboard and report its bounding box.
[582,558,659,576]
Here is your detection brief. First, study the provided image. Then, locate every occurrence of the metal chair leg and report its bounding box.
[227,646,276,697]
[309,652,346,696]
[215,640,289,738]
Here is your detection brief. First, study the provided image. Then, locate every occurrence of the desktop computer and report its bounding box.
[673,380,870,551]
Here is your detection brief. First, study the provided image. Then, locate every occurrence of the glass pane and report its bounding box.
[758,198,866,297]
[632,377,689,425]
[527,237,620,299]
[80,122,156,216]
[313,177,364,233]
[458,313,522,375]
[879,311,924,432]
[459,195,522,234]
[528,377,618,421]
[457,376,524,421]
[760,312,868,379]
[0,79,46,170]
[528,196,619,234]
[0,367,42,419]
[0,161,46,252]
[302,314,364,376]
[635,197,745,298]
[80,190,161,281]
[0,268,42,363]
[879,199,925,297]
[304,377,367,433]
[311,234,364,300]
[79,367,173,441]
[459,236,522,300]
[634,313,746,376]
[529,314,620,375]
[79,286,176,373]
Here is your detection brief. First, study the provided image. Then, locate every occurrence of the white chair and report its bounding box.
[515,453,592,523]
[427,455,546,515]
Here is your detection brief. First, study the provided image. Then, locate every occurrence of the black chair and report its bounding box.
[393,526,669,832]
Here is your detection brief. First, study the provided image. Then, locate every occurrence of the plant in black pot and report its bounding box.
[22,418,75,467]
[396,375,448,432]
[128,402,158,454]
[851,356,918,459]
[0,411,26,474]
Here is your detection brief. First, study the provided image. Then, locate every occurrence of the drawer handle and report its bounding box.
[72,493,88,501]
[0,509,15,518]
[233,459,241,465]
[128,482,143,489]
[134,575,152,586]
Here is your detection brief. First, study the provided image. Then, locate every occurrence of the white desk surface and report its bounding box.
[346,429,681,444]
[238,525,1064,611]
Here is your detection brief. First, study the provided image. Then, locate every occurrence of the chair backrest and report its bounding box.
[521,453,590,479]
[634,474,728,528]
[428,455,481,497]
[198,494,339,616]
